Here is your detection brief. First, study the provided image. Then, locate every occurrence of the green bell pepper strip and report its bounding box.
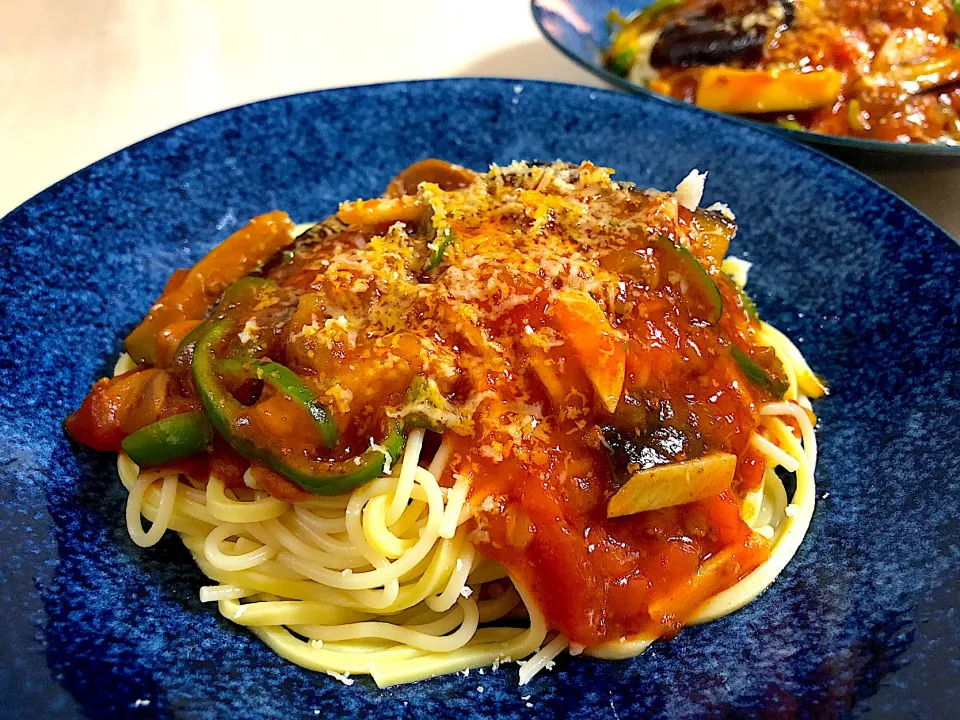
[400,375,459,433]
[192,321,405,495]
[776,118,805,132]
[172,276,278,368]
[425,228,455,271]
[217,358,338,449]
[608,48,637,77]
[120,411,214,468]
[654,235,723,324]
[731,345,789,398]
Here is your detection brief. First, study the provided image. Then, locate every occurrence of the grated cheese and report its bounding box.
[238,319,259,344]
[675,169,707,211]
[369,438,393,475]
[326,670,354,686]
[325,384,354,415]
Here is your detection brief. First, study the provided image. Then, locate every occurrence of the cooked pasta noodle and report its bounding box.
[113,321,818,685]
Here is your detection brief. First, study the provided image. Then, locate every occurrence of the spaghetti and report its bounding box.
[67,160,825,687]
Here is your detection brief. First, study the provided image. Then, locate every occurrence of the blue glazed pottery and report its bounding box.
[0,78,958,719]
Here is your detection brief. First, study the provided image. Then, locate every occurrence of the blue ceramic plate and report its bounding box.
[1,79,958,719]
[531,0,960,158]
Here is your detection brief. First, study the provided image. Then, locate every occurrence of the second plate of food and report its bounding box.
[532,0,960,157]
[1,78,959,719]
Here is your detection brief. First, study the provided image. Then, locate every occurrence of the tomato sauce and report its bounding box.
[66,160,789,648]
[443,246,774,643]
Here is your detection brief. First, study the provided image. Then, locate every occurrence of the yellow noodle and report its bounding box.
[203,523,278,571]
[385,427,424,525]
[290,598,480,653]
[206,476,289,523]
[112,314,820,686]
[519,633,568,685]
[426,542,475,613]
[126,471,178,548]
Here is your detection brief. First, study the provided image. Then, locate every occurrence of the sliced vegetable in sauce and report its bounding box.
[64,368,173,452]
[193,321,405,495]
[608,48,638,76]
[651,14,770,69]
[217,358,339,449]
[607,452,737,518]
[551,290,626,413]
[401,375,460,432]
[600,423,691,479]
[863,49,960,95]
[525,343,593,411]
[120,411,214,468]
[776,119,805,132]
[653,235,722,324]
[731,345,789,398]
[337,196,421,226]
[172,276,280,369]
[426,228,455,271]
[385,159,477,198]
[696,68,843,114]
[125,211,294,364]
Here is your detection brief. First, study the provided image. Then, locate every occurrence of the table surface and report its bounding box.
[2,0,958,238]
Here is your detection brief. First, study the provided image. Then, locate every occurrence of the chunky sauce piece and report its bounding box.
[67,160,784,646]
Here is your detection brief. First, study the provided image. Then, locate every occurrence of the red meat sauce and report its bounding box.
[66,159,784,647]
[459,435,766,645]
[437,274,771,645]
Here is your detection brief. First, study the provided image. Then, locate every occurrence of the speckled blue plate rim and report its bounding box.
[530,0,960,157]
[3,77,958,243]
[0,78,958,720]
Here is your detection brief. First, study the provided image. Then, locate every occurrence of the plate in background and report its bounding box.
[532,0,960,160]
[0,78,959,719]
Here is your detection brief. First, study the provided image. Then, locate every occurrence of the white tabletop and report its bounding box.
[2,0,958,238]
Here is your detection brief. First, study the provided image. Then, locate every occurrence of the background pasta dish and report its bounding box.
[606,0,960,144]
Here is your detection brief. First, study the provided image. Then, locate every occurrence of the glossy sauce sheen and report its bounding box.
[66,161,782,646]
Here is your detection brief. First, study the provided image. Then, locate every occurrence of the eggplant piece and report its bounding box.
[600,424,692,480]
[651,18,766,68]
[651,234,723,324]
[650,1,794,69]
